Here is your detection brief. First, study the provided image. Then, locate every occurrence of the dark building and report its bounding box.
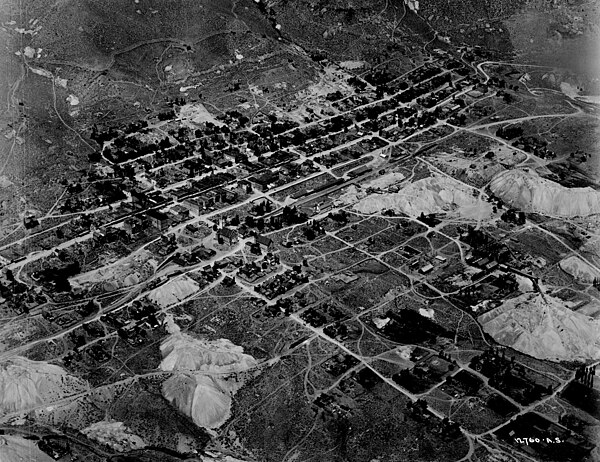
[255,234,274,252]
[146,210,169,230]
[218,227,239,245]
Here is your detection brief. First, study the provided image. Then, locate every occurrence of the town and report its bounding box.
[0,35,598,462]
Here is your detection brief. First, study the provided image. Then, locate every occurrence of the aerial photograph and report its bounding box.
[0,0,598,461]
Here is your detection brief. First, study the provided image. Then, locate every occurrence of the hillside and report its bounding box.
[0,435,55,462]
[159,318,258,429]
[0,357,89,415]
[490,169,600,217]
[347,174,493,219]
[81,421,146,452]
[478,293,600,361]
[559,255,600,283]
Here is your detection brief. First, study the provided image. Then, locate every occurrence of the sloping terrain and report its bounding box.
[81,420,146,452]
[349,174,493,219]
[159,319,258,429]
[0,435,55,462]
[0,356,89,415]
[147,276,200,307]
[490,169,600,217]
[479,293,600,361]
[559,255,600,283]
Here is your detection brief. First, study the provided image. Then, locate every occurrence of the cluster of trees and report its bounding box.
[501,209,526,225]
[575,365,596,388]
[496,125,523,140]
[302,220,325,240]
[251,200,273,216]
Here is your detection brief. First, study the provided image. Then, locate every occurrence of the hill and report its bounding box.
[0,357,89,416]
[347,174,493,220]
[478,293,600,361]
[159,317,258,429]
[0,435,55,462]
[489,169,600,217]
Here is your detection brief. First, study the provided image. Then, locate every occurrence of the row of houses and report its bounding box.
[216,227,274,251]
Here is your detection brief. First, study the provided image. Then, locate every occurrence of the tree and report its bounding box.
[304,227,316,240]
[55,278,71,293]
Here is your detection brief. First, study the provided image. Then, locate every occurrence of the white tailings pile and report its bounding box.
[81,421,146,452]
[0,435,55,462]
[179,103,224,127]
[347,174,492,219]
[147,276,200,308]
[70,249,157,290]
[364,171,405,190]
[559,255,600,283]
[0,357,89,415]
[160,317,258,429]
[478,293,600,361]
[490,169,600,217]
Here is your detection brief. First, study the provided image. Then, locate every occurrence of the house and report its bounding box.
[185,223,201,235]
[214,156,230,168]
[419,263,434,274]
[218,227,239,245]
[238,224,252,238]
[212,188,228,203]
[222,189,238,204]
[255,234,274,252]
[485,260,499,271]
[146,210,169,231]
[237,179,252,193]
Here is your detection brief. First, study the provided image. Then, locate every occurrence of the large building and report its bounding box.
[218,227,239,245]
[146,210,169,231]
[183,197,207,215]
[255,234,274,252]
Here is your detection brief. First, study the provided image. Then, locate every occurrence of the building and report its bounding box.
[131,188,150,207]
[146,210,169,231]
[248,171,280,192]
[255,234,274,252]
[485,260,499,271]
[167,187,194,202]
[199,192,217,208]
[419,263,434,274]
[221,188,238,204]
[218,227,239,245]
[171,205,190,219]
[183,197,206,215]
[238,224,252,238]
[123,217,142,237]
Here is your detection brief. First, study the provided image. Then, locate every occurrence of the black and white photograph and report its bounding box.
[0,0,598,461]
